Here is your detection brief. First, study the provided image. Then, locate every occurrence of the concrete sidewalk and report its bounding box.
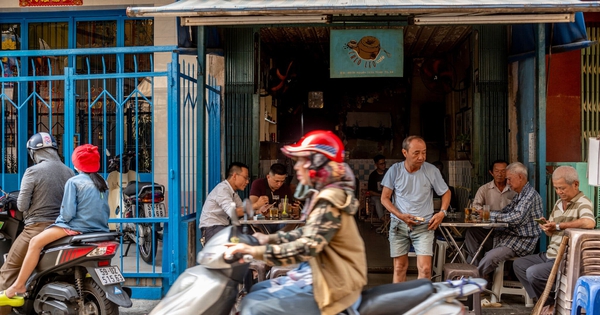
[119,299,160,315]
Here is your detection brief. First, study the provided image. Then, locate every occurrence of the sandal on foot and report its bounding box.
[0,290,24,307]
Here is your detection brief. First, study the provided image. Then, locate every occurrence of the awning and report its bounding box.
[127,0,600,18]
[509,12,595,62]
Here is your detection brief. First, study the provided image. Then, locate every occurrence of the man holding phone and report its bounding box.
[514,166,595,315]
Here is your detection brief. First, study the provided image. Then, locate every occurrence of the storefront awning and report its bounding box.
[127,0,600,18]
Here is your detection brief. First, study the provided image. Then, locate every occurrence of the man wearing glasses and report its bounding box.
[368,155,388,223]
[199,162,250,243]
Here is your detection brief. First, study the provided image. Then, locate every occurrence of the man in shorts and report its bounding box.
[381,135,451,282]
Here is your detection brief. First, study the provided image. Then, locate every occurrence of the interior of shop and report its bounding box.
[257,25,475,189]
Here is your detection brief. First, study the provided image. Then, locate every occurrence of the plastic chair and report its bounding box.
[432,239,448,280]
[571,276,600,315]
[490,258,534,307]
[454,186,470,212]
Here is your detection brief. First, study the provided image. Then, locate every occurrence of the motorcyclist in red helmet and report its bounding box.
[225,130,367,315]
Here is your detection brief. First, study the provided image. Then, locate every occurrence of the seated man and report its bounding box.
[368,154,387,221]
[249,163,294,213]
[472,159,517,211]
[464,159,517,263]
[464,162,543,279]
[199,162,249,243]
[514,166,595,315]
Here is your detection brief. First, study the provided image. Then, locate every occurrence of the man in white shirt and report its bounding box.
[199,162,249,243]
[465,159,518,264]
[472,159,517,211]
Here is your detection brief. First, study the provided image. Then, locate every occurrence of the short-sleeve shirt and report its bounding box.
[472,180,517,211]
[199,180,243,228]
[249,177,294,206]
[368,169,387,194]
[546,192,595,258]
[381,161,449,221]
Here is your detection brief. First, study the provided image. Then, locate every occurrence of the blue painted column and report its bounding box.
[196,26,206,252]
[535,23,547,250]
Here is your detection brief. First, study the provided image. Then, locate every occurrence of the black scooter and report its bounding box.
[0,189,132,315]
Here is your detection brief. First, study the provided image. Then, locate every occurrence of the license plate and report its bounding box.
[94,266,125,285]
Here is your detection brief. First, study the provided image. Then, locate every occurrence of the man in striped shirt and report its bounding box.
[514,166,595,315]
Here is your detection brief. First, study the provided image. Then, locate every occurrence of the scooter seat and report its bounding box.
[358,278,434,315]
[123,182,162,197]
[45,232,120,248]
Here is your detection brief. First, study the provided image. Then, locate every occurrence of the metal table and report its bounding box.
[439,220,508,265]
[241,219,305,234]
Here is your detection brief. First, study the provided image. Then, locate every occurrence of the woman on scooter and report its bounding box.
[0,144,110,305]
[225,130,367,315]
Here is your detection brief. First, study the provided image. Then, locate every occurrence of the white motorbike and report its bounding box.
[107,151,167,263]
[149,200,486,315]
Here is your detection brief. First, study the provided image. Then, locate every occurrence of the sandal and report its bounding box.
[481,298,502,308]
[0,290,24,307]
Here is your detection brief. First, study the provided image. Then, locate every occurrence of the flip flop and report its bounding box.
[0,290,24,307]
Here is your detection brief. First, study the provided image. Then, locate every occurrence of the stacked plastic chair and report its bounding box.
[555,229,600,315]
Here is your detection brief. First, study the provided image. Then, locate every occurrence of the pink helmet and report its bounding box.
[281,130,344,163]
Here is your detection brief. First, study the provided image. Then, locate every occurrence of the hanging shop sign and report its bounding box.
[20,0,82,6]
[330,29,403,78]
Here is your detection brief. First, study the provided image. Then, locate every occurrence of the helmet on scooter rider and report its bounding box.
[281,130,345,173]
[26,132,58,162]
[281,130,344,162]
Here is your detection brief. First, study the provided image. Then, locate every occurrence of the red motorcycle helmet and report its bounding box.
[281,130,345,163]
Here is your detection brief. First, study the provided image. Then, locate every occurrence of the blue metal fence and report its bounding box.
[0,46,201,298]
[207,75,222,192]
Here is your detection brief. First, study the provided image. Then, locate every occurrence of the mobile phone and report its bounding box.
[413,216,425,223]
[534,218,547,225]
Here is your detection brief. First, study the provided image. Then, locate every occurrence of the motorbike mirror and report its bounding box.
[243,199,254,219]
[229,202,240,226]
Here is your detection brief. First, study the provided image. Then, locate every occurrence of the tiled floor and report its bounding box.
[357,218,532,315]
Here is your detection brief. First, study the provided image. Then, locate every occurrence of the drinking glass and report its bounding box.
[464,207,472,222]
[482,205,491,222]
[279,202,289,218]
[269,206,278,220]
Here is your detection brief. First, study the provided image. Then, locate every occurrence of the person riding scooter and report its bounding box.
[0,132,74,314]
[2,144,111,305]
[225,130,367,315]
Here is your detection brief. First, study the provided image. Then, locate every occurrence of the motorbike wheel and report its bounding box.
[80,278,119,315]
[138,223,158,264]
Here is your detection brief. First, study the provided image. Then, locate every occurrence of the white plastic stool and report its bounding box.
[491,258,534,307]
[433,239,448,280]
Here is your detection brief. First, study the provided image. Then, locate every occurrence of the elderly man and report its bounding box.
[199,162,250,243]
[514,166,595,315]
[472,159,517,211]
[381,135,451,282]
[464,162,543,278]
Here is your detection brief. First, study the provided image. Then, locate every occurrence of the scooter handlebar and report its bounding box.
[223,253,253,264]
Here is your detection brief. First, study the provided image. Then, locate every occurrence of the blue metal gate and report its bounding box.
[0,46,202,298]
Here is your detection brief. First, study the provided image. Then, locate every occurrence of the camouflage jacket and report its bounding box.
[253,187,367,315]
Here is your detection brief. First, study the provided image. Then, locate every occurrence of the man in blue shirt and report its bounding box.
[381,135,451,283]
